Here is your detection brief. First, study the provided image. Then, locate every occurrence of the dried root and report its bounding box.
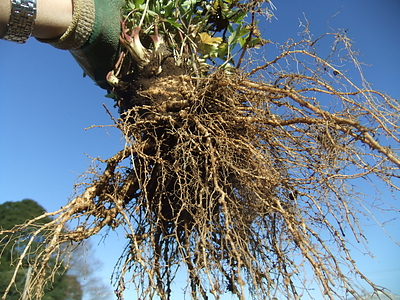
[2,31,399,300]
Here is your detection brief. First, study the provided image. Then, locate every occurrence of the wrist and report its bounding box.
[37,0,94,50]
[0,0,11,37]
[33,0,73,40]
[0,0,73,43]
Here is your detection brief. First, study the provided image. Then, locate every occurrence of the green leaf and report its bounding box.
[133,0,145,8]
[146,9,159,17]
[238,36,248,48]
[236,25,250,37]
[182,0,198,9]
[229,9,247,22]
[165,18,183,28]
[247,37,268,48]
[218,42,229,59]
[228,29,237,45]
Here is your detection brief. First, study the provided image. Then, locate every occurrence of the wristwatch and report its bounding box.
[2,0,37,43]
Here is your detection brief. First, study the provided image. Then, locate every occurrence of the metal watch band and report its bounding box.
[2,0,37,43]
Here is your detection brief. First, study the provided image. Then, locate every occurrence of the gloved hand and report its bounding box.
[38,0,125,90]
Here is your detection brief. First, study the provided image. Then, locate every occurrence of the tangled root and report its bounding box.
[2,33,399,300]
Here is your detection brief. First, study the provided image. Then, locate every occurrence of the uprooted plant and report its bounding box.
[1,0,399,299]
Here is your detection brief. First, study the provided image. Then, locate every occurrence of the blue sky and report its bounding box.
[1,0,399,299]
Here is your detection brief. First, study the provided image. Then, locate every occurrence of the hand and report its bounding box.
[37,0,125,90]
[70,0,126,90]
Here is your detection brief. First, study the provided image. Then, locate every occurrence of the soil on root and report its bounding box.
[113,52,189,112]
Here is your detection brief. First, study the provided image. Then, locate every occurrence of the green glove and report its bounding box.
[38,0,125,90]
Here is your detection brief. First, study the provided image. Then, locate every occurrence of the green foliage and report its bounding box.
[0,199,51,230]
[121,0,270,69]
[0,200,82,300]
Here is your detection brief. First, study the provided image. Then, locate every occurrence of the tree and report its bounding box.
[0,199,82,300]
[1,1,399,299]
[66,241,113,300]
